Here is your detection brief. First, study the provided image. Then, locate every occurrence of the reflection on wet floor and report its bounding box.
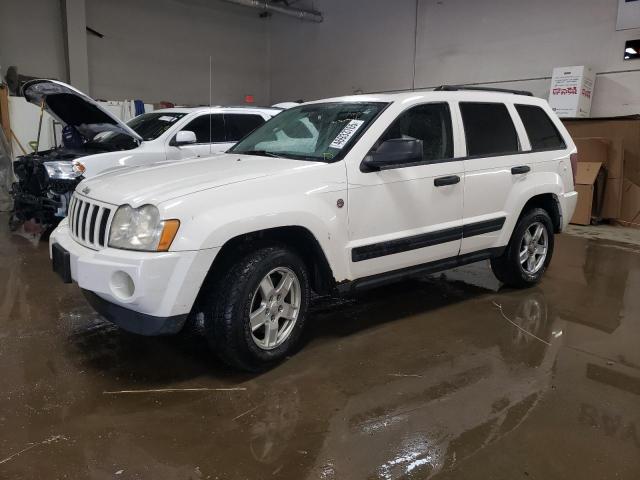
[1,217,639,479]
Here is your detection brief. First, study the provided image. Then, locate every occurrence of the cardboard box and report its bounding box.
[563,117,640,186]
[549,66,595,118]
[563,118,640,227]
[620,179,640,228]
[571,162,604,225]
[572,137,624,219]
[602,177,623,219]
[573,137,623,179]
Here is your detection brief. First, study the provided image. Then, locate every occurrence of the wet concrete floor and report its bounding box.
[1,217,640,479]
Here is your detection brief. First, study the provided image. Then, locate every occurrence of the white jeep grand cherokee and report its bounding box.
[50,86,578,371]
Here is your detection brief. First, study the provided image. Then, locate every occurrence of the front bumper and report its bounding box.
[50,218,219,333]
[82,290,187,335]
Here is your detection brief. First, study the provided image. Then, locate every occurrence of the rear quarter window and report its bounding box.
[460,102,520,157]
[515,104,566,150]
[224,114,266,142]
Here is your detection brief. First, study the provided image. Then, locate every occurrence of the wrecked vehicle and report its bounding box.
[10,79,280,230]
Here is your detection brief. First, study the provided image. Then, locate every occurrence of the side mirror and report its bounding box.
[361,138,424,172]
[171,130,197,146]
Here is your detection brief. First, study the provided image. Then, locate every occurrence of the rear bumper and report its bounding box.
[559,190,578,231]
[82,290,187,335]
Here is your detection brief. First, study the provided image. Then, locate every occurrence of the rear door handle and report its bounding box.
[434,175,461,187]
[511,165,531,175]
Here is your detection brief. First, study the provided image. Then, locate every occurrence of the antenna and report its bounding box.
[209,55,212,155]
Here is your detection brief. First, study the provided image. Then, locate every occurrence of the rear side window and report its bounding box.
[224,114,266,142]
[377,103,453,162]
[460,102,519,157]
[516,104,566,150]
[182,114,225,143]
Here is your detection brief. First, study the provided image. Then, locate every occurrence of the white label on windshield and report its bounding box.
[158,115,177,122]
[329,119,364,149]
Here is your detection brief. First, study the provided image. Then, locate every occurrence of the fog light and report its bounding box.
[110,271,135,300]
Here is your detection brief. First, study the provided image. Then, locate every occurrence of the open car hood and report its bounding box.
[22,79,143,142]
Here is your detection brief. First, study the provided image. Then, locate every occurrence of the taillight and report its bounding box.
[570,152,578,185]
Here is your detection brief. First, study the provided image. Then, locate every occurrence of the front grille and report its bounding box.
[68,194,115,249]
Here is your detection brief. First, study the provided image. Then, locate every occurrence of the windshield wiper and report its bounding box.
[236,149,323,162]
[238,150,281,158]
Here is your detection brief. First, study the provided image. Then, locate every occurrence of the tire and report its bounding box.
[490,208,555,288]
[202,245,310,371]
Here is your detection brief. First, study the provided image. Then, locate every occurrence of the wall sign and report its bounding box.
[617,0,640,31]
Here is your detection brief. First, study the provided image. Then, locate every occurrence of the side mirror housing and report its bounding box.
[361,138,424,172]
[171,130,197,146]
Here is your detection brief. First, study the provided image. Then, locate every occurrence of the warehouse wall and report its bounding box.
[268,0,418,103]
[269,0,640,116]
[0,0,68,82]
[85,0,270,105]
[0,0,271,106]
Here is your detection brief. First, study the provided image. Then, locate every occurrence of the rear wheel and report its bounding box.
[491,208,554,288]
[202,245,310,371]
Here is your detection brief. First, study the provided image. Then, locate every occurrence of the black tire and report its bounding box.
[202,245,310,371]
[490,208,555,288]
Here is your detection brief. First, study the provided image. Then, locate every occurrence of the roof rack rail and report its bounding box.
[433,85,534,96]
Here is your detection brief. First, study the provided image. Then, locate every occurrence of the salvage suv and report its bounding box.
[50,86,578,371]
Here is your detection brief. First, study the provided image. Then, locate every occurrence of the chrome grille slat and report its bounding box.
[94,207,105,248]
[68,197,76,236]
[88,205,99,244]
[81,202,89,240]
[75,200,83,236]
[67,193,115,250]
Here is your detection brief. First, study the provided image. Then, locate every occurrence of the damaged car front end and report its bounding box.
[10,79,142,231]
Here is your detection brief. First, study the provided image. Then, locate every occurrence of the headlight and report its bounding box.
[72,161,86,175]
[44,161,82,180]
[108,204,180,252]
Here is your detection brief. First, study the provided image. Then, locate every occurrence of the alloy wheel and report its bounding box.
[519,222,548,275]
[249,267,301,350]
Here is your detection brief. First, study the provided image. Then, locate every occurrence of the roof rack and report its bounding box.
[433,85,534,96]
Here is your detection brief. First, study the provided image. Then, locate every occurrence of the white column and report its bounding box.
[64,0,90,92]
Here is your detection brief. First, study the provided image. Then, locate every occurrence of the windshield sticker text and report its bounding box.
[329,119,364,149]
[158,115,178,122]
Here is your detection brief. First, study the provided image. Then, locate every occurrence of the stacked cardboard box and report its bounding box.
[563,117,640,228]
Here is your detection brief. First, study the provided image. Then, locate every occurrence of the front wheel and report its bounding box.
[491,208,554,288]
[203,245,310,371]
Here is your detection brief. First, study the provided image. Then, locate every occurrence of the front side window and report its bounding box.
[460,102,519,157]
[376,103,453,162]
[224,114,266,142]
[516,104,566,150]
[181,114,225,143]
[230,102,387,162]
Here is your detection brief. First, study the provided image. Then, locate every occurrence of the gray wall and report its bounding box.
[2,0,640,115]
[0,0,271,106]
[85,0,270,105]
[270,0,640,116]
[0,0,68,81]
[268,0,418,102]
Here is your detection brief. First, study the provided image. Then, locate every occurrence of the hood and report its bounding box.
[22,79,143,142]
[77,153,321,206]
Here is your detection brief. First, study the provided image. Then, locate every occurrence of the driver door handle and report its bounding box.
[511,165,531,175]
[434,175,460,187]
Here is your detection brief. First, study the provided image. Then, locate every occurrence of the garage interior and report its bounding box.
[1,0,640,478]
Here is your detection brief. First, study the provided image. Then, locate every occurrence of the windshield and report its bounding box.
[230,102,387,162]
[88,112,187,150]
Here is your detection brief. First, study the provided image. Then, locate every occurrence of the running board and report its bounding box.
[336,247,504,295]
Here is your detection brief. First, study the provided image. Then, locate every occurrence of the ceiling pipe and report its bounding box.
[220,0,323,22]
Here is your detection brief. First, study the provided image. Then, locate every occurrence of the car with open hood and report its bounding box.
[10,79,282,230]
